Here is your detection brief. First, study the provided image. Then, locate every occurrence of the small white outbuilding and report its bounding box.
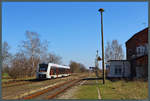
[106,60,131,78]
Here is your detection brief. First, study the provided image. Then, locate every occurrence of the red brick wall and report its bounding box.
[126,28,148,60]
[136,55,148,65]
[126,28,148,78]
[136,55,148,78]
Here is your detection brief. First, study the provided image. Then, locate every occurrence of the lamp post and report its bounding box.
[98,8,105,84]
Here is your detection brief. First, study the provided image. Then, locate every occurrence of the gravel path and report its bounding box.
[56,80,87,99]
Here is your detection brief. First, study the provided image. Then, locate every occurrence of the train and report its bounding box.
[36,63,71,79]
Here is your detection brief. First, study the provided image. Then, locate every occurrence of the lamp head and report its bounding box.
[97,56,102,61]
[98,8,104,12]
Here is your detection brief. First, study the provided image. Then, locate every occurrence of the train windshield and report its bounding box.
[39,64,48,72]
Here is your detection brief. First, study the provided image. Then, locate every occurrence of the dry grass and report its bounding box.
[74,80,98,99]
[99,79,148,99]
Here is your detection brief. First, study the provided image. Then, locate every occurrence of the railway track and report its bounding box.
[2,81,33,88]
[2,79,50,88]
[2,73,80,88]
[22,75,86,99]
[2,76,74,88]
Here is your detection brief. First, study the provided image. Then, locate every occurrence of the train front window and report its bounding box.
[39,64,48,72]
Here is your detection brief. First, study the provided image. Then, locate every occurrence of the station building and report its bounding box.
[106,60,131,78]
[125,27,148,78]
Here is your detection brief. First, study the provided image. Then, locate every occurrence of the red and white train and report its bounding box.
[36,63,71,79]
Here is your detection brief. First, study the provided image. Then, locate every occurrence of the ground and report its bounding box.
[56,73,148,99]
[2,74,79,99]
[99,79,148,99]
[2,72,148,99]
[56,73,101,99]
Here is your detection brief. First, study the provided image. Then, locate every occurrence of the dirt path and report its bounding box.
[96,80,101,99]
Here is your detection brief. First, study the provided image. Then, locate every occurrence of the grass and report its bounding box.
[15,76,36,80]
[2,73,36,83]
[74,72,100,99]
[2,73,13,82]
[74,73,148,99]
[2,73,10,77]
[99,79,148,99]
[74,80,99,99]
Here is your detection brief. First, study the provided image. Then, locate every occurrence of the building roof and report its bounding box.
[125,27,148,45]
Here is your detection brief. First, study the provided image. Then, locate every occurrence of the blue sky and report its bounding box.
[2,2,148,68]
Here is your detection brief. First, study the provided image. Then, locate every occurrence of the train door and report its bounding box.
[50,69,53,75]
[50,66,57,78]
[56,67,59,78]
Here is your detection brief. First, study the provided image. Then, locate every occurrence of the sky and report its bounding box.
[2,2,148,68]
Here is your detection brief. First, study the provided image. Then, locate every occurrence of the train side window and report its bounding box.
[51,66,57,75]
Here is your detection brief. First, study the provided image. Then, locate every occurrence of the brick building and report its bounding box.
[125,27,148,78]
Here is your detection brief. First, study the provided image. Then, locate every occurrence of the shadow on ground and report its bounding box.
[80,77,103,85]
[22,76,69,82]
[82,77,103,80]
[21,79,49,82]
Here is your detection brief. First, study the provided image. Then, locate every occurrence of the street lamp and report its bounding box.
[98,8,105,84]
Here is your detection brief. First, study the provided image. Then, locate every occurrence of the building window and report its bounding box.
[118,68,122,75]
[128,49,132,55]
[114,65,122,75]
[138,47,140,54]
[136,46,145,56]
[115,68,118,74]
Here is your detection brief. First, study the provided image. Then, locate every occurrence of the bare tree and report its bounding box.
[105,41,112,62]
[8,51,41,78]
[2,41,12,73]
[105,40,124,62]
[46,53,62,64]
[40,40,49,62]
[8,52,28,78]
[78,63,87,72]
[69,61,87,73]
[20,31,48,76]
[69,61,80,73]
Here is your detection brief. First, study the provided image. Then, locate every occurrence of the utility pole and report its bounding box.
[98,8,105,84]
[95,50,99,68]
[95,50,99,77]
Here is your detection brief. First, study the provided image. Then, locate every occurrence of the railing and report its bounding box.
[131,51,148,59]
